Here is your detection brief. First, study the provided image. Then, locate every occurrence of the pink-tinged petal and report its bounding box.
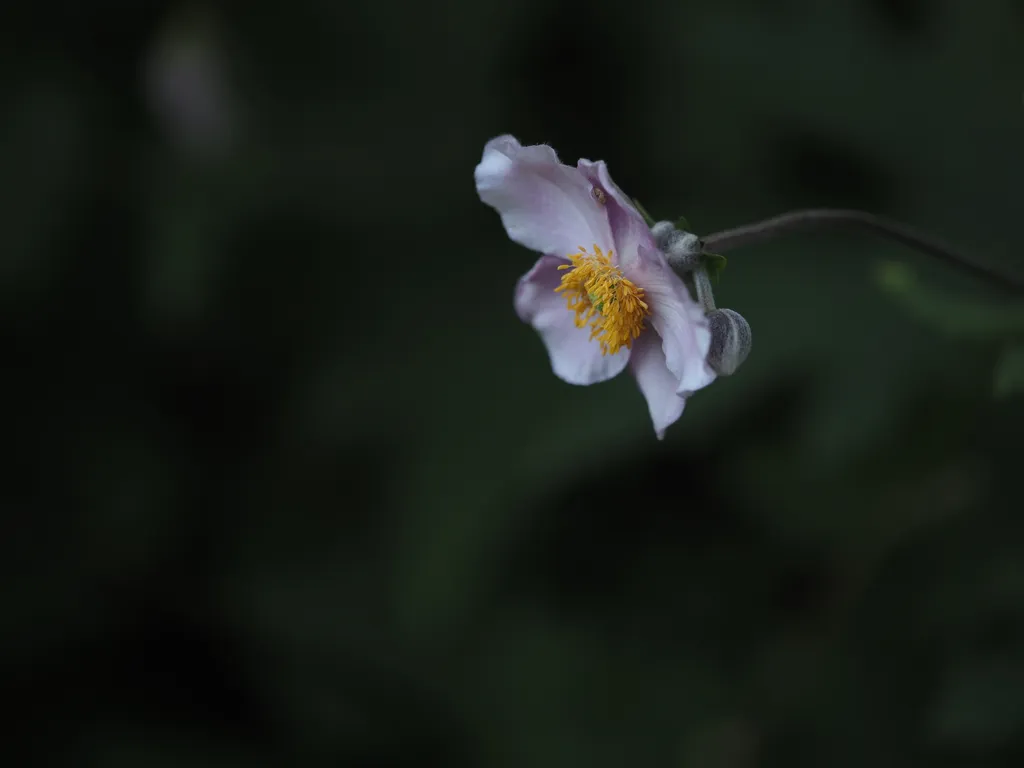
[629,330,688,439]
[576,159,657,272]
[514,254,630,385]
[626,245,716,396]
[476,135,614,259]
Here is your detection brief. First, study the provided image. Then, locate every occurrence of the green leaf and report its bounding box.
[703,252,727,283]
[674,215,691,231]
[994,344,1024,397]
[876,261,1024,339]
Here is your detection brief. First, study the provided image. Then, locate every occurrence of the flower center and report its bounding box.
[554,244,650,356]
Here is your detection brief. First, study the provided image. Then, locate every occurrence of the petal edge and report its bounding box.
[476,136,614,260]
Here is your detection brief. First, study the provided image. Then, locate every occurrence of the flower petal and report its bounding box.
[514,254,631,385]
[629,330,688,439]
[627,245,716,396]
[576,159,657,273]
[476,135,614,259]
[575,159,713,396]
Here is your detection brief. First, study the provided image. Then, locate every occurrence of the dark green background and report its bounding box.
[5,1,1024,765]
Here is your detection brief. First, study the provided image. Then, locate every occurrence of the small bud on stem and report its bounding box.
[707,309,752,376]
[652,220,702,272]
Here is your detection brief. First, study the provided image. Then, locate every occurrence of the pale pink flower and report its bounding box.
[475,135,715,438]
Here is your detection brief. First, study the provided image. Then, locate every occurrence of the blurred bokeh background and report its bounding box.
[5,0,1024,765]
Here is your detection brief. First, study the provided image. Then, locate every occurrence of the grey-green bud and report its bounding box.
[651,220,676,247]
[707,308,752,376]
[651,220,702,272]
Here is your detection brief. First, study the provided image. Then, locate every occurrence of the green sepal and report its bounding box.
[703,252,727,283]
[632,198,656,227]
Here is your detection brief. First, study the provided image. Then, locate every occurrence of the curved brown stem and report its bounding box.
[701,208,1024,293]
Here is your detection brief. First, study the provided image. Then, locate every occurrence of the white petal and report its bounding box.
[514,255,630,385]
[627,245,716,396]
[576,158,656,272]
[629,331,688,439]
[476,135,614,259]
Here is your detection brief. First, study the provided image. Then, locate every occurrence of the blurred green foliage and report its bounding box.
[877,262,1024,339]
[995,344,1024,397]
[3,0,1024,767]
[878,260,1024,396]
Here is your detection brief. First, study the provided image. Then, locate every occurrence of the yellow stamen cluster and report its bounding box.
[554,245,650,356]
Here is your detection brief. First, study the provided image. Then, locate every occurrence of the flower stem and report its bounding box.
[701,208,1024,293]
[692,267,716,312]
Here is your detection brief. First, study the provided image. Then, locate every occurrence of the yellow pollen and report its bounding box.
[554,244,650,356]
